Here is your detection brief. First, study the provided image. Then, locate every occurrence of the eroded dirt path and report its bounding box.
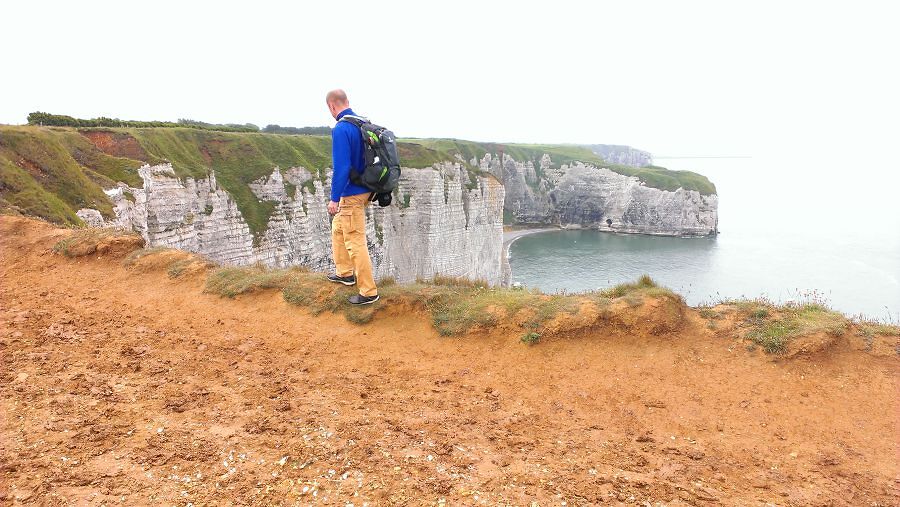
[1,217,898,505]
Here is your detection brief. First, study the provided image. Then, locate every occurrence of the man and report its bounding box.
[325,89,379,305]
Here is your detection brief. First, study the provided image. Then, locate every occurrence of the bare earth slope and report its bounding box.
[1,216,897,505]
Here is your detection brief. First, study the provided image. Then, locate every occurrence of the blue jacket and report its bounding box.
[330,108,371,202]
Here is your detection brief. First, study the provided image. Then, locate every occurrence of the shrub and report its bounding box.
[521,332,541,345]
[27,111,259,133]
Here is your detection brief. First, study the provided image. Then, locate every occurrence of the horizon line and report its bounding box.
[653,156,752,159]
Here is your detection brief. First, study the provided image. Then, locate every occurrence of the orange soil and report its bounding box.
[1,216,897,505]
[79,131,150,162]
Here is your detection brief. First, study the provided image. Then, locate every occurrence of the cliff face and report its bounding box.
[102,162,504,284]
[583,144,653,168]
[485,153,718,237]
[2,126,718,287]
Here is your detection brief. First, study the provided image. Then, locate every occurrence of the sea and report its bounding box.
[508,157,900,320]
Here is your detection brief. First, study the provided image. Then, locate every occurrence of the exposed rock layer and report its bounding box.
[103,163,505,284]
[483,154,718,237]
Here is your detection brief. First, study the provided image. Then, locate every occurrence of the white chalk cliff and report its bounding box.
[83,150,716,286]
[101,163,505,284]
[485,154,718,237]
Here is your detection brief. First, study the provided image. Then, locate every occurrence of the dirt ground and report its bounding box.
[1,216,898,506]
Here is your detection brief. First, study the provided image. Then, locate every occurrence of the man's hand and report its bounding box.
[327,200,340,215]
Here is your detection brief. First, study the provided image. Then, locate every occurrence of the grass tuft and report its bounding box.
[599,274,657,298]
[427,275,491,289]
[854,320,900,337]
[729,298,851,354]
[167,258,195,278]
[597,275,683,307]
[205,266,297,298]
[521,331,541,345]
[747,320,796,354]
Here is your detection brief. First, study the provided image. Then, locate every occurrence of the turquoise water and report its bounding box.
[508,158,900,320]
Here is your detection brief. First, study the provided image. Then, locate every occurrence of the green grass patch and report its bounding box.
[284,182,297,199]
[0,126,115,222]
[204,266,301,298]
[751,308,769,319]
[521,331,541,345]
[729,299,851,354]
[600,274,656,298]
[429,275,491,288]
[0,157,82,225]
[598,274,682,304]
[747,320,797,354]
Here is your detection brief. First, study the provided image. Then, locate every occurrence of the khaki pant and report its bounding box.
[331,193,377,297]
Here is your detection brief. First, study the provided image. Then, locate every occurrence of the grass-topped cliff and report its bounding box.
[1,125,716,239]
[0,126,337,236]
[401,138,716,196]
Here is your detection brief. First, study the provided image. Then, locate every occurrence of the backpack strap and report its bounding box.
[337,115,371,185]
[339,115,383,149]
[338,115,368,127]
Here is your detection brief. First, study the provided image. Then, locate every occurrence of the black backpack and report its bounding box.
[339,115,401,206]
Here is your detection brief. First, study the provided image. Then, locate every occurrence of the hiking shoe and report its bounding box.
[348,294,379,305]
[327,274,356,286]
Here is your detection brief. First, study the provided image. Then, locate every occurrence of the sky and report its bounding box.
[3,1,899,221]
[2,2,895,150]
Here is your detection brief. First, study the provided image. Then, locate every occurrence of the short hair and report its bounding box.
[326,89,348,105]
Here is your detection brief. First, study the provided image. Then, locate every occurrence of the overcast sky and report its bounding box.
[3,1,898,165]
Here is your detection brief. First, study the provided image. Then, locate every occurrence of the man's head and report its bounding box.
[325,89,350,119]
